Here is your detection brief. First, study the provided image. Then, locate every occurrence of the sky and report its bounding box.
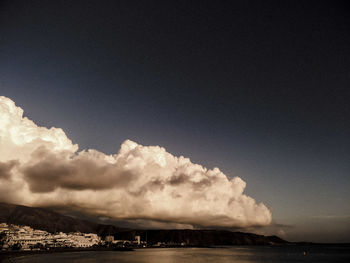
[0,0,349,242]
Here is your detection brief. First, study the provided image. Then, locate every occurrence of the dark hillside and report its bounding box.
[0,203,125,237]
[0,203,288,245]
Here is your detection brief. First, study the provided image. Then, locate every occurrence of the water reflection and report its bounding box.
[9,246,350,263]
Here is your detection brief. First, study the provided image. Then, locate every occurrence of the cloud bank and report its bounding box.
[0,96,272,228]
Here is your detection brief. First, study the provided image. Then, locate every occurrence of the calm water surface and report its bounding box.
[8,246,350,263]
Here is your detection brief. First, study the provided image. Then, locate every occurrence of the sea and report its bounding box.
[5,245,350,263]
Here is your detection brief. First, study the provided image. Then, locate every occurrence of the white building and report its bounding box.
[0,223,9,232]
[0,223,101,250]
[105,235,114,242]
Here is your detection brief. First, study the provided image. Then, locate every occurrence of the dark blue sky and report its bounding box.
[1,0,350,242]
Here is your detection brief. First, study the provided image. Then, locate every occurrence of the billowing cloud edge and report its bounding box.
[0,96,272,228]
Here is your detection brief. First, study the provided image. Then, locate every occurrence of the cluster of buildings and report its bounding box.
[0,223,100,251]
[104,234,146,247]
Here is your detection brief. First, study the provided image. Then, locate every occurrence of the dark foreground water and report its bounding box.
[6,246,350,263]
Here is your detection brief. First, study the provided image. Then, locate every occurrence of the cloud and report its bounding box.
[0,96,272,228]
[0,160,18,180]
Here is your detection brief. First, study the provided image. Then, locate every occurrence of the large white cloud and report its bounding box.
[0,96,272,228]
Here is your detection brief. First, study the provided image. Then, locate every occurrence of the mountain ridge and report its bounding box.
[0,202,125,237]
[0,202,288,245]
